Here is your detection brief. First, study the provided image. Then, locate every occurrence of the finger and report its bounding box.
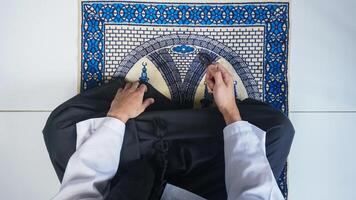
[214,63,233,86]
[207,64,218,72]
[221,70,233,86]
[205,69,214,88]
[205,75,215,90]
[217,65,232,81]
[115,88,123,97]
[206,80,214,91]
[205,69,212,81]
[141,98,155,111]
[138,84,148,93]
[206,67,215,81]
[124,82,132,90]
[215,63,224,72]
[211,70,223,86]
[130,81,140,91]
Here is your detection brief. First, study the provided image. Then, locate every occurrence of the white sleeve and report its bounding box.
[223,121,285,200]
[52,117,125,200]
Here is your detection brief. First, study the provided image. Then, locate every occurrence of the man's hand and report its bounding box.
[205,63,242,125]
[107,82,155,123]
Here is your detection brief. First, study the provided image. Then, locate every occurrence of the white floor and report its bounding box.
[0,0,356,199]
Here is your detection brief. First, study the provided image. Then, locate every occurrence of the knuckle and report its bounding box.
[135,89,144,95]
[140,84,147,89]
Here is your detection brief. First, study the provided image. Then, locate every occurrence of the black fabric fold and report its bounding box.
[43,78,294,200]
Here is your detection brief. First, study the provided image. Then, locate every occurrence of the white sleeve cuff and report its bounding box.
[94,117,126,133]
[223,120,253,136]
[76,117,126,149]
[223,120,266,142]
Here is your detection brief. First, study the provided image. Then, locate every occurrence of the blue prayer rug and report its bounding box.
[80,0,290,198]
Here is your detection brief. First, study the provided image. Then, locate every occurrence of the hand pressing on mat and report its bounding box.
[205,63,242,125]
[107,81,155,123]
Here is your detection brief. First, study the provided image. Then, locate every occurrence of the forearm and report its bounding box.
[53,117,125,200]
[223,121,284,200]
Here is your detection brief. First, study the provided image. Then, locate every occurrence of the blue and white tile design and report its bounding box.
[104,25,264,100]
[80,1,290,198]
[80,1,290,111]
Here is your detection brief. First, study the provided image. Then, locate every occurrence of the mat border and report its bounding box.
[77,2,291,198]
[78,1,290,112]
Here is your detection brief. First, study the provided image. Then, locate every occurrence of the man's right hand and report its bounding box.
[107,82,155,123]
[205,63,242,125]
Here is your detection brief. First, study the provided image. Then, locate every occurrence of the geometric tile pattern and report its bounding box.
[169,46,201,82]
[80,1,290,198]
[104,25,265,92]
[80,1,290,113]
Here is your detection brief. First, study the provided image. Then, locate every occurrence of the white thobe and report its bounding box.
[51,117,284,200]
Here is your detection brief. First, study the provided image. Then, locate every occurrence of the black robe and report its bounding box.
[43,78,294,200]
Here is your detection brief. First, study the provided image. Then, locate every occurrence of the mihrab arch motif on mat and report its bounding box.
[113,33,261,105]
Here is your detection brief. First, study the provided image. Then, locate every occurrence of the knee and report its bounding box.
[275,112,295,144]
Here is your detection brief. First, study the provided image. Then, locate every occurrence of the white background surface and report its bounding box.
[0,0,356,199]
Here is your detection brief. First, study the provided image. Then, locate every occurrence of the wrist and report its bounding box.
[107,112,129,123]
[221,106,241,125]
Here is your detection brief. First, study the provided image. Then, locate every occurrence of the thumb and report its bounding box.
[141,98,155,110]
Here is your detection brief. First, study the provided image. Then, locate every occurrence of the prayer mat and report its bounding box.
[79,0,290,198]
